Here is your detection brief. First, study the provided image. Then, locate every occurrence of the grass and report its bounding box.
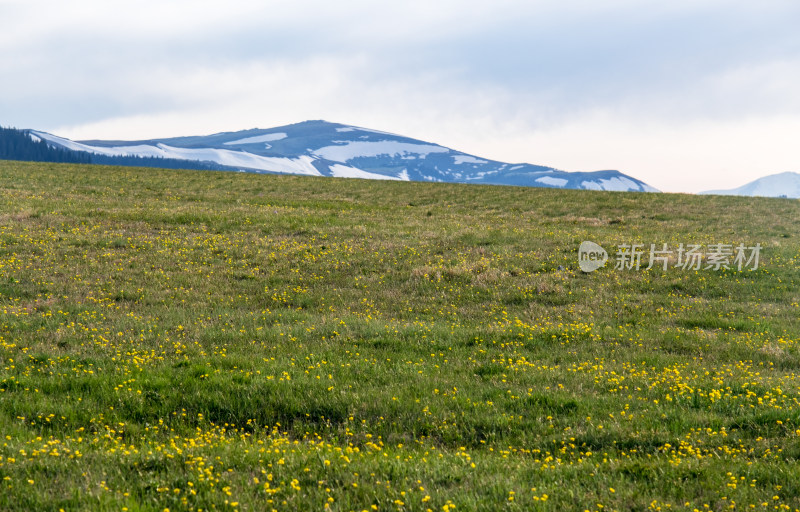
[0,160,799,511]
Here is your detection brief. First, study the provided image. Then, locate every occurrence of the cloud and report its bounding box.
[2,0,799,192]
[490,111,800,193]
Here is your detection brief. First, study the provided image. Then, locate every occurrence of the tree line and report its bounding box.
[0,126,230,172]
[0,126,91,163]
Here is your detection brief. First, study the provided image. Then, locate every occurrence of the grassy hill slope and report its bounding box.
[1,160,799,511]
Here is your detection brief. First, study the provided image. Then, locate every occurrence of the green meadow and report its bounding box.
[1,160,799,511]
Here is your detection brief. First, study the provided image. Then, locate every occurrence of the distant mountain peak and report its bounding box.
[13,122,659,192]
[701,171,800,198]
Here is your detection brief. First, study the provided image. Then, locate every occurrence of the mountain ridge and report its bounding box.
[700,171,800,198]
[11,120,659,192]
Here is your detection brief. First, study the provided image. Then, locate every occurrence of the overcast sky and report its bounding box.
[2,0,799,192]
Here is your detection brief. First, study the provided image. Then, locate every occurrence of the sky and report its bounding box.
[2,0,799,193]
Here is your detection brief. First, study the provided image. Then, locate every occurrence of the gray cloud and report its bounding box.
[2,0,799,191]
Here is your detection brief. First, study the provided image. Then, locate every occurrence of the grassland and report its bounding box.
[0,160,799,511]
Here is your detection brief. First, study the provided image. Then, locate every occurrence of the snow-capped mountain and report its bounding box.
[700,172,800,198]
[30,120,658,192]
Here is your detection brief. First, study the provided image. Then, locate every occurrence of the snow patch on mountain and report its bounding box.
[536,176,568,187]
[602,177,640,191]
[156,146,321,176]
[223,133,287,145]
[33,131,99,153]
[453,155,488,165]
[580,177,655,192]
[328,164,400,181]
[701,172,800,198]
[32,131,320,175]
[312,140,449,162]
